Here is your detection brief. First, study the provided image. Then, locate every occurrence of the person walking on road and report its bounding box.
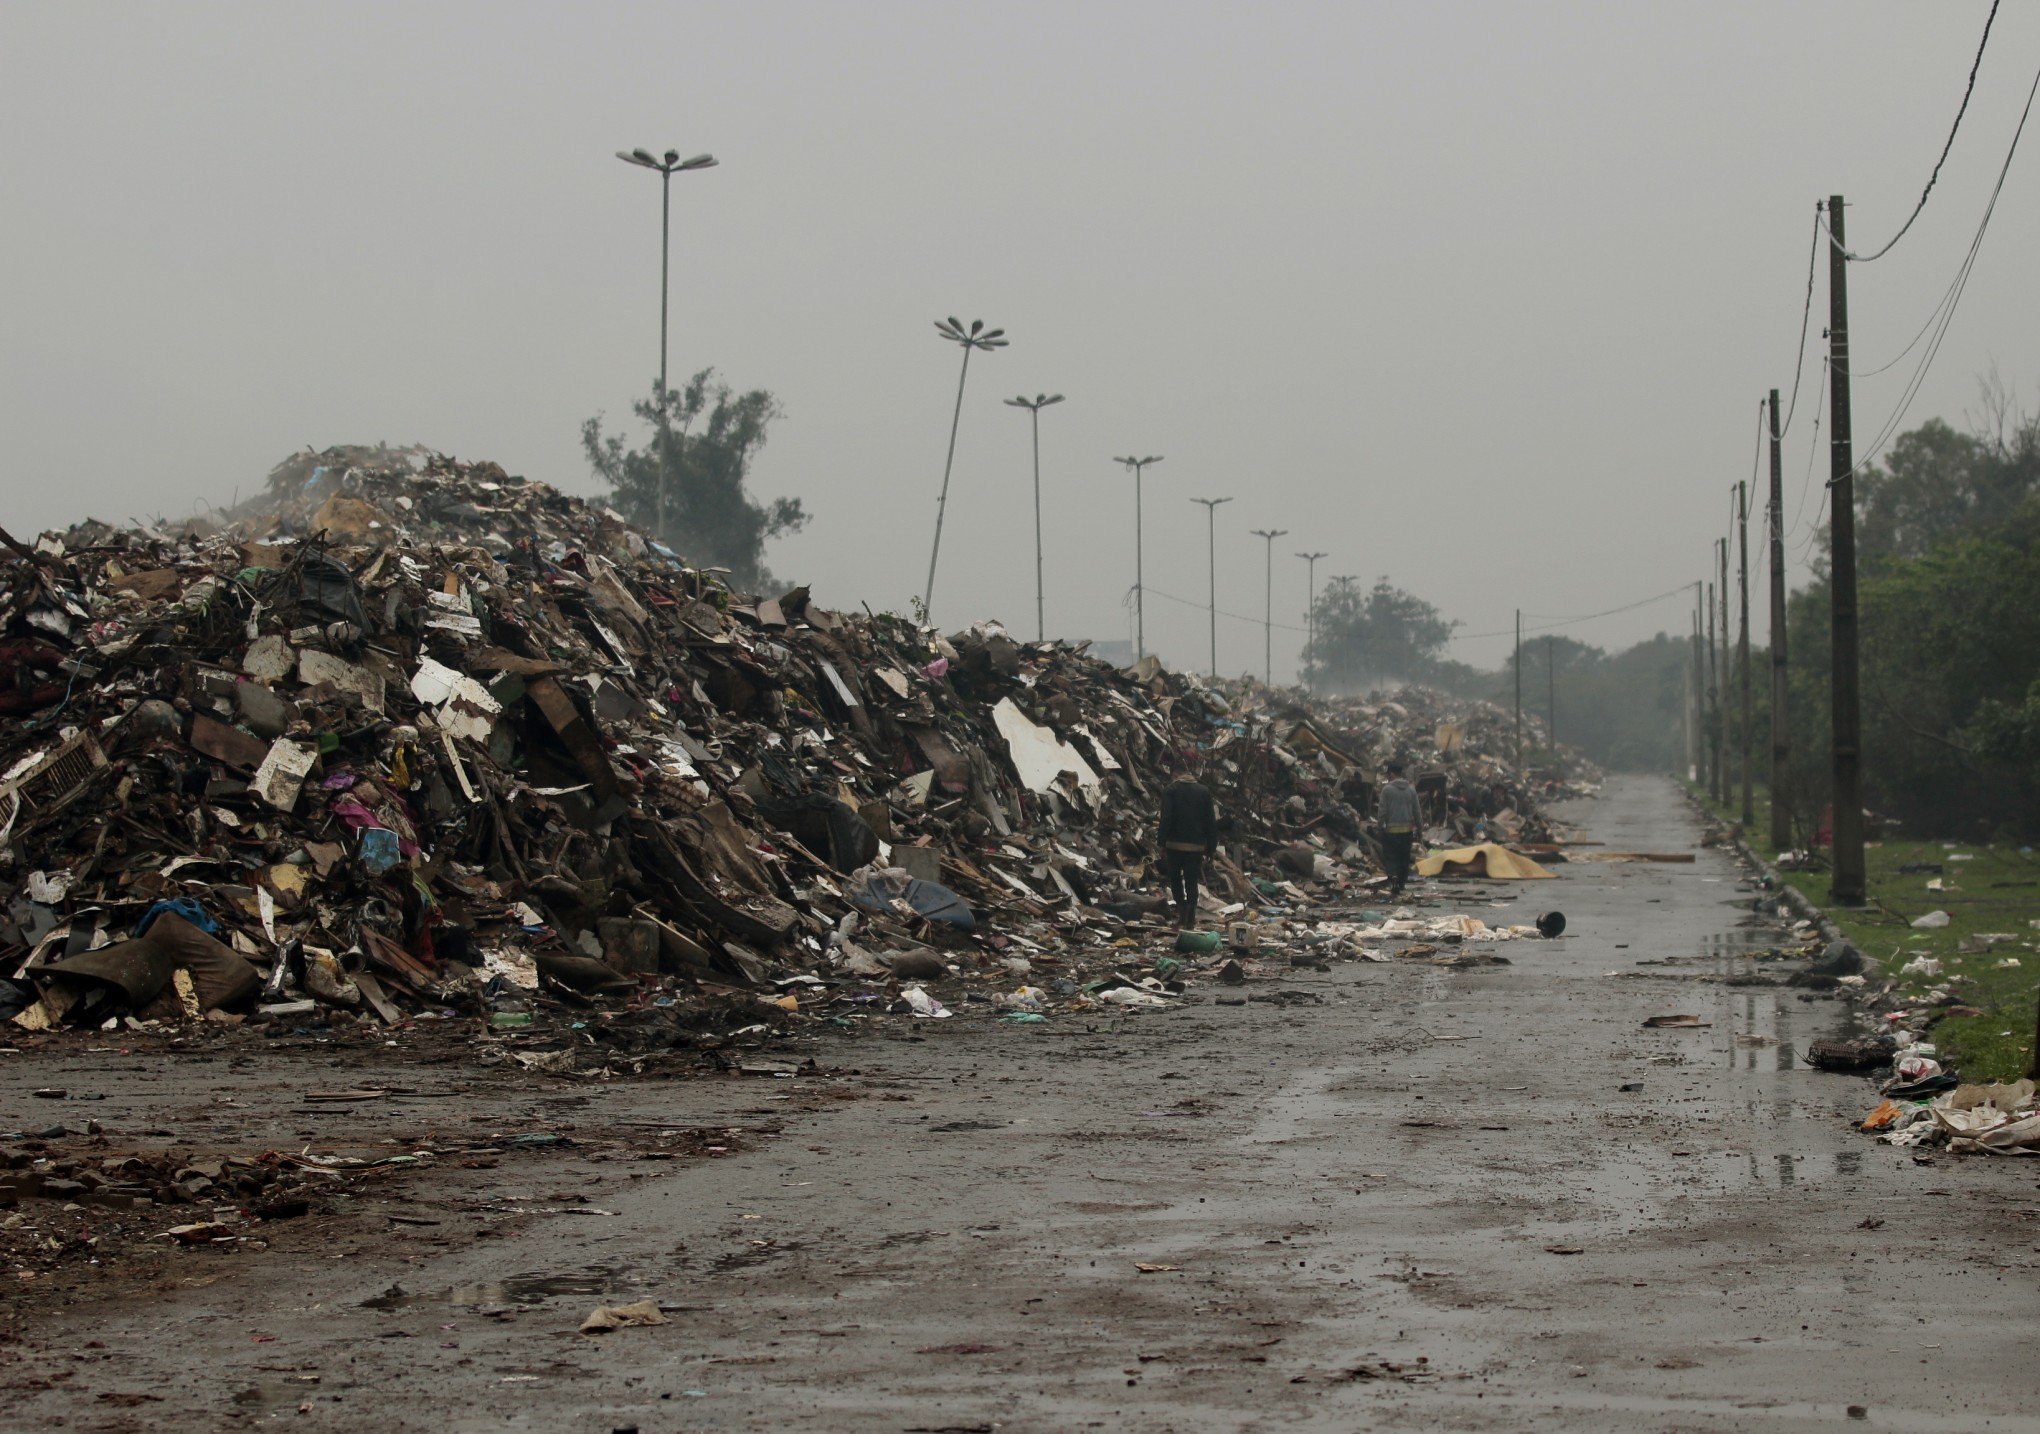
[1377,761,1422,898]
[1158,762,1219,931]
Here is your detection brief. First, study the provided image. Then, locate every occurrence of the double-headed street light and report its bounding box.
[923,318,1008,621]
[1190,497,1234,677]
[1114,456,1164,660]
[614,147,718,408]
[1004,393,1065,642]
[1249,528,1289,686]
[1295,550,1329,691]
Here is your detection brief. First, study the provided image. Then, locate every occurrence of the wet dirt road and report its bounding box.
[7,774,2039,1432]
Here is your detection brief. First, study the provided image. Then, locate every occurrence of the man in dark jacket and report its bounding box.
[1157,764,1219,930]
[1377,761,1422,898]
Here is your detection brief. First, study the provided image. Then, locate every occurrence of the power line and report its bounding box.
[1451,582,1694,643]
[1748,396,1766,499]
[1832,0,2002,263]
[1779,208,1822,436]
[1136,583,1309,633]
[1787,354,1829,543]
[1842,54,2040,480]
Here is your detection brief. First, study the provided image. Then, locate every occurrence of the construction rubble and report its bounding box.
[0,446,1589,1070]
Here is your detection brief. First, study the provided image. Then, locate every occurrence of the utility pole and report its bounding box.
[1691,587,1705,787]
[1706,576,1719,804]
[1547,634,1557,753]
[1682,606,1695,782]
[1190,497,1233,677]
[1718,539,1730,805]
[1249,529,1288,685]
[1114,456,1164,660]
[1514,609,1523,770]
[1738,479,1753,828]
[1295,551,1328,693]
[1767,388,1791,851]
[1004,394,1065,642]
[1826,195,1866,905]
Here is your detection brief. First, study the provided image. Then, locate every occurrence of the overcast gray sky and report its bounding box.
[6,1,2037,682]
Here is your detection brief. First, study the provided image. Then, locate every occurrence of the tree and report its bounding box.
[1813,403,2040,578]
[582,369,807,591]
[1498,635,1602,758]
[1302,576,1457,692]
[1792,392,2040,835]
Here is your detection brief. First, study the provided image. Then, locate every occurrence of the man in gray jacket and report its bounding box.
[1376,761,1422,898]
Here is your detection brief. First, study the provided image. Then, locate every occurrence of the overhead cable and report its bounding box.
[1450,582,1695,643]
[1787,355,1829,543]
[1832,0,2002,263]
[1842,54,2040,479]
[1779,208,1822,436]
[1136,583,1308,633]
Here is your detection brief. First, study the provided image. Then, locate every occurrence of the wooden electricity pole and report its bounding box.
[1682,611,1695,782]
[1706,577,1719,803]
[1738,479,1753,828]
[1514,609,1523,769]
[1705,583,1721,807]
[1718,538,1730,806]
[1547,634,1557,753]
[1690,595,1703,784]
[1827,195,1866,904]
[1692,587,1707,788]
[1768,388,1790,851]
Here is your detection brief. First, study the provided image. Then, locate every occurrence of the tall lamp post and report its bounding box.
[613,147,718,407]
[1295,550,1328,692]
[1004,393,1065,642]
[923,318,1007,621]
[1249,528,1288,686]
[1114,455,1164,659]
[1189,496,1234,676]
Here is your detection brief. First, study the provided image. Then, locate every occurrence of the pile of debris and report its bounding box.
[1,446,1575,1053]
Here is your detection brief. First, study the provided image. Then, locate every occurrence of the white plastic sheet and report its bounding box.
[992,698,1101,798]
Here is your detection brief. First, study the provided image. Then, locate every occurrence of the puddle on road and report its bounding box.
[1720,986,1801,1072]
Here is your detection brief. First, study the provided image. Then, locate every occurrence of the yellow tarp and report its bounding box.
[1415,843,1556,880]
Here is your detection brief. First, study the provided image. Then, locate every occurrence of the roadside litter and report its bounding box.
[580,1300,669,1334]
[1863,1079,2040,1155]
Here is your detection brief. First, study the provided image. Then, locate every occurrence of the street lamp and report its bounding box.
[923,318,1008,621]
[1004,393,1065,642]
[1295,550,1328,692]
[1190,497,1234,677]
[1249,528,1289,686]
[613,148,718,408]
[1113,456,1164,660]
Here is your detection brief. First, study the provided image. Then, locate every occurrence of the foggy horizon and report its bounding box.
[6,1,2037,683]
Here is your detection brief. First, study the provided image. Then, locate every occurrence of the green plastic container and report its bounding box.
[1174,930,1224,955]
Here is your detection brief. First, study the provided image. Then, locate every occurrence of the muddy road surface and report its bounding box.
[4,774,2037,1432]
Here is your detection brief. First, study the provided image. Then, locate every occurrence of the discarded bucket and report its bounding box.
[1535,911,1566,938]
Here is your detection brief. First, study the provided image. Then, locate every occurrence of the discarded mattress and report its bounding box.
[1415,843,1555,880]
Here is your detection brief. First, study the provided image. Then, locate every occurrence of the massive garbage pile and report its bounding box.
[0,446,1583,1063]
